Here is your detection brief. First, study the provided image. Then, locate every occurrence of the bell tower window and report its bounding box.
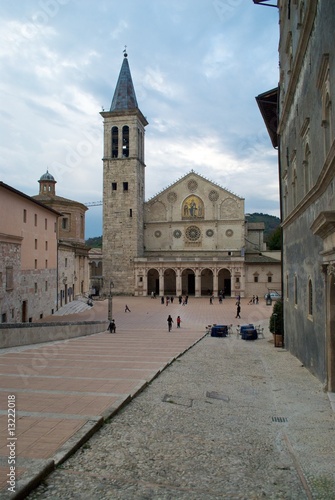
[122,126,129,157]
[112,126,118,158]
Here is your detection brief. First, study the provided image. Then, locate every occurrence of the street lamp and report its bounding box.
[108,280,114,321]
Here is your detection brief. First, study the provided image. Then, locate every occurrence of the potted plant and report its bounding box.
[269,300,283,347]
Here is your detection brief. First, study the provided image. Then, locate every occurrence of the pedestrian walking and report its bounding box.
[176,316,181,328]
[125,304,131,312]
[108,319,116,333]
[236,302,241,319]
[167,315,173,332]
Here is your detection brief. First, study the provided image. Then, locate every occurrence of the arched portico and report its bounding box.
[164,268,176,295]
[182,268,195,295]
[201,268,213,295]
[147,268,159,296]
[218,268,232,297]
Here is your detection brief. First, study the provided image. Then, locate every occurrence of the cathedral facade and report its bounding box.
[102,53,281,298]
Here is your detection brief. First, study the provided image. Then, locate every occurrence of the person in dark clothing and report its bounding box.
[108,319,116,333]
[236,302,241,319]
[167,315,173,332]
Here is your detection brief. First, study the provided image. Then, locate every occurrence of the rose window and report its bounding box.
[187,179,198,192]
[186,226,201,241]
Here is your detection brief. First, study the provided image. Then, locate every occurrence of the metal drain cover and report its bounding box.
[206,391,230,402]
[162,394,193,407]
[272,416,288,422]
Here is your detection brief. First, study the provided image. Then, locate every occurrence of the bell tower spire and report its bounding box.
[101,52,148,295]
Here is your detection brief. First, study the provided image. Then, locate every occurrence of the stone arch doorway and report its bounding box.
[164,268,176,296]
[328,273,335,391]
[218,268,231,297]
[147,268,159,296]
[182,268,195,295]
[201,268,213,295]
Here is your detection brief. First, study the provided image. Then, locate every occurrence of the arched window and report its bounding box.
[308,279,313,316]
[122,125,129,157]
[294,275,298,305]
[112,126,118,158]
[303,143,311,195]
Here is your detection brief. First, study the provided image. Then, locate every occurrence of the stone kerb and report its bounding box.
[0,320,108,349]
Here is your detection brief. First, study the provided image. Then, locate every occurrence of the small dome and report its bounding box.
[39,170,55,182]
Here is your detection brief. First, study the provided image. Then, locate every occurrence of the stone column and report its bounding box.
[159,269,164,297]
[195,269,201,297]
[143,268,148,296]
[176,269,182,297]
[213,268,219,297]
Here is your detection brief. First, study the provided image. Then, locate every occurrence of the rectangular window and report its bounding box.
[35,259,38,269]
[112,182,117,191]
[45,259,48,269]
[45,281,48,292]
[45,218,48,230]
[34,283,38,294]
[1,313,7,323]
[254,276,258,283]
[6,267,13,290]
[35,239,38,250]
[123,182,128,191]
[65,258,68,268]
[268,276,272,283]
[23,209,27,223]
[129,209,132,217]
[34,214,37,226]
[62,217,69,230]
[45,241,48,251]
[236,277,240,283]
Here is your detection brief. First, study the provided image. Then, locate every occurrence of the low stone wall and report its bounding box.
[0,321,108,349]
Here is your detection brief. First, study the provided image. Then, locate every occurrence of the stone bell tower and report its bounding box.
[101,51,148,294]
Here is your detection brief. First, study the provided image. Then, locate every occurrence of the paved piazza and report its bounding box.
[0,296,334,499]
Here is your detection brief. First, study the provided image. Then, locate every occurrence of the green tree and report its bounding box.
[267,226,281,250]
[269,300,283,334]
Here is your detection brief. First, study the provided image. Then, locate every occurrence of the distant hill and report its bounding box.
[245,213,281,241]
[86,236,102,248]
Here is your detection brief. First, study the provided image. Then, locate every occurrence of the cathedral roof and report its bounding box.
[110,53,138,111]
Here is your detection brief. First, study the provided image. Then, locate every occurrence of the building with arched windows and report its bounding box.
[257,1,335,392]
[33,171,90,306]
[101,53,281,298]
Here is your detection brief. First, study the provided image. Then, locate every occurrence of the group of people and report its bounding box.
[167,315,181,331]
[248,295,259,305]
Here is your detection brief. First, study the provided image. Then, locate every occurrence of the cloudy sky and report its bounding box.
[0,0,280,238]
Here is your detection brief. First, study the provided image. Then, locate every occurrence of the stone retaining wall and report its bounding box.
[0,321,108,349]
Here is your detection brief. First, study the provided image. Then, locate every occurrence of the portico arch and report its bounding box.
[182,268,195,295]
[164,268,176,295]
[218,268,231,297]
[147,268,159,296]
[201,268,213,295]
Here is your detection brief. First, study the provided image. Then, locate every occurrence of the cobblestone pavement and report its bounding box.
[26,302,335,500]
